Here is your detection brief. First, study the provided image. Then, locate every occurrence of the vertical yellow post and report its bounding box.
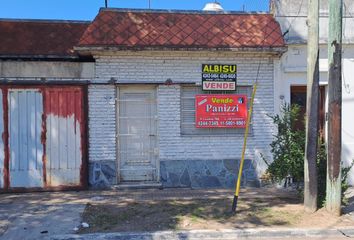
[232,83,257,213]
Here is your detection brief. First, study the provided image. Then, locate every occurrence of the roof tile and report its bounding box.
[78,10,285,49]
[0,20,89,57]
[0,9,286,58]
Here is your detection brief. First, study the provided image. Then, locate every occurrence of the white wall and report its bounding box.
[89,51,279,178]
[342,55,354,185]
[272,0,354,44]
[274,0,354,184]
[0,61,94,78]
[275,44,354,185]
[88,85,117,164]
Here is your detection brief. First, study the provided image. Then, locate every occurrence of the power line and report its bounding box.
[282,0,305,39]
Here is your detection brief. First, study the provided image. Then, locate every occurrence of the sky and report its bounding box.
[0,0,269,21]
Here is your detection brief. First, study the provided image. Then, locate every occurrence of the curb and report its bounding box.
[49,227,354,240]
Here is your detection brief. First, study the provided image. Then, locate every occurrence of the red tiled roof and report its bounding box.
[78,10,285,50]
[0,20,89,58]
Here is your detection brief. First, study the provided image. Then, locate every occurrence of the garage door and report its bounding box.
[9,89,44,188]
[0,86,86,191]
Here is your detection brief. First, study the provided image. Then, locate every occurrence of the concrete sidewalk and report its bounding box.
[0,187,353,240]
[50,228,354,240]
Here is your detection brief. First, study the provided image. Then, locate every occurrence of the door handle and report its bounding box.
[149,134,156,137]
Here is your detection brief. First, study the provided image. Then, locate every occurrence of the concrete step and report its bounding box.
[114,182,163,190]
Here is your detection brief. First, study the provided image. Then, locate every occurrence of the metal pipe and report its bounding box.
[232,83,257,214]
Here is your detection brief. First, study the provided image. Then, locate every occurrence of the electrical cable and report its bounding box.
[342,1,353,94]
[281,0,305,40]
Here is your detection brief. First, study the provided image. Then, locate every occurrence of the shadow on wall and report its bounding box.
[342,144,354,186]
[251,88,278,179]
[160,159,259,189]
[89,161,117,189]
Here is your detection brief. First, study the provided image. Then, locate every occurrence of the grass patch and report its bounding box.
[79,196,306,233]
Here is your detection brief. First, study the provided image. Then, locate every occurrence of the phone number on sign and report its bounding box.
[197,120,246,127]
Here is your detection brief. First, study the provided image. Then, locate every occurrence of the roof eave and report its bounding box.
[0,54,78,59]
[74,45,288,56]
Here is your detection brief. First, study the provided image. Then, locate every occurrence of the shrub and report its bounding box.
[342,160,354,205]
[317,143,327,206]
[263,103,353,207]
[262,103,305,183]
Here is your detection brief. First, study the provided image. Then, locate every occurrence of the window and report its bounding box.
[181,85,253,135]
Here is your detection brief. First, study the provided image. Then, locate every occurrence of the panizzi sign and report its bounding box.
[195,94,247,128]
[202,64,237,91]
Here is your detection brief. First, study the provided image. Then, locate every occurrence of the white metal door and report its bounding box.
[45,87,83,187]
[9,89,44,188]
[118,86,158,182]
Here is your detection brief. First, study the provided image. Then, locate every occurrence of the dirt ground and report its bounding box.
[0,187,353,239]
[78,188,354,234]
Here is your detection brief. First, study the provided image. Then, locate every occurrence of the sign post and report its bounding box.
[232,83,257,214]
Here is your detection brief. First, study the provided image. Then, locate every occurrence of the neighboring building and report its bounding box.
[0,20,94,191]
[0,8,286,191]
[272,0,354,184]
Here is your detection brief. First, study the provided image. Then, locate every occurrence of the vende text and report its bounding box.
[203,81,236,91]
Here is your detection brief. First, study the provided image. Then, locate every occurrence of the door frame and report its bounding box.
[290,85,326,141]
[116,85,159,184]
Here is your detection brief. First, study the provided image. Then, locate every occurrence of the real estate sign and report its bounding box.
[202,64,237,91]
[195,94,247,128]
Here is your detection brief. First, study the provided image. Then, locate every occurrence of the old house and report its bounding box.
[0,8,286,191]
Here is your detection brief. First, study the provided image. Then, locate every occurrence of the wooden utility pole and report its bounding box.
[304,0,320,213]
[326,0,343,216]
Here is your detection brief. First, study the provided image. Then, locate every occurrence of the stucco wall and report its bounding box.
[275,44,354,185]
[88,51,277,188]
[0,61,94,78]
[272,0,354,44]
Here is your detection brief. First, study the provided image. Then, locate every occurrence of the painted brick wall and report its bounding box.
[89,51,276,186]
[88,84,116,161]
[88,85,117,186]
[154,58,274,178]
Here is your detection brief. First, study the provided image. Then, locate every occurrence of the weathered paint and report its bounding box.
[0,85,87,192]
[2,87,9,189]
[0,90,3,188]
[41,91,47,187]
[44,87,83,186]
[326,0,343,215]
[79,85,88,189]
[8,89,44,188]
